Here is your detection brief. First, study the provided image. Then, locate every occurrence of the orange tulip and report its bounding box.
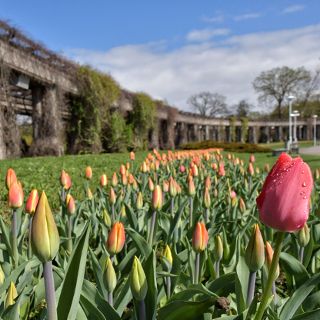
[109,187,116,205]
[130,151,135,161]
[192,222,209,252]
[100,174,108,187]
[60,170,72,190]
[66,194,76,214]
[85,166,92,180]
[111,172,118,187]
[152,185,163,210]
[25,189,39,214]
[8,181,24,208]
[6,168,17,190]
[106,222,125,254]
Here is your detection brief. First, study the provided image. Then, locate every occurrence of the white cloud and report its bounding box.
[234,12,261,21]
[201,14,224,23]
[282,4,305,14]
[68,24,320,112]
[186,28,230,42]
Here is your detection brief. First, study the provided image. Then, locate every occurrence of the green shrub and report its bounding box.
[180,140,272,153]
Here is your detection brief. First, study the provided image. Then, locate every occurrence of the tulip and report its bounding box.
[205,176,211,190]
[5,281,17,308]
[192,222,209,253]
[162,180,169,193]
[249,154,255,163]
[192,222,208,284]
[106,222,125,255]
[179,165,186,173]
[136,192,143,210]
[100,174,108,187]
[25,189,39,214]
[256,153,313,232]
[119,164,126,176]
[218,163,225,177]
[245,224,265,306]
[85,166,92,180]
[103,209,111,228]
[248,163,254,176]
[162,245,173,298]
[111,172,118,187]
[169,177,177,198]
[60,170,72,199]
[66,194,76,253]
[8,181,23,267]
[103,257,117,306]
[130,256,148,301]
[66,194,76,215]
[213,234,223,274]
[121,173,128,186]
[26,189,39,259]
[265,241,280,280]
[203,187,211,223]
[188,176,196,228]
[32,191,59,320]
[8,181,24,208]
[297,223,310,262]
[149,186,162,246]
[86,188,93,200]
[6,168,17,189]
[130,151,135,161]
[148,177,155,192]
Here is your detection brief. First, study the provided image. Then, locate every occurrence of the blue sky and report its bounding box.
[2,1,320,111]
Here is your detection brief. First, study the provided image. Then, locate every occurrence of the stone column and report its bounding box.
[32,85,43,140]
[149,123,159,149]
[166,120,175,150]
[0,115,6,159]
[252,126,259,144]
[205,125,209,140]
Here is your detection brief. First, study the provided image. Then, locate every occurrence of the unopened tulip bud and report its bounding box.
[148,177,155,192]
[214,235,223,261]
[248,163,254,176]
[106,222,125,255]
[6,168,17,190]
[169,177,177,197]
[315,168,320,180]
[25,189,39,214]
[0,265,4,286]
[162,180,169,193]
[130,151,135,161]
[152,185,163,210]
[111,172,118,187]
[223,232,230,261]
[100,174,108,187]
[103,257,117,293]
[188,177,196,196]
[66,194,76,214]
[121,205,126,218]
[121,173,128,186]
[87,188,93,199]
[265,241,280,279]
[249,154,255,163]
[85,166,92,180]
[264,163,270,173]
[137,192,143,209]
[5,281,17,308]
[103,209,111,227]
[60,170,72,190]
[32,191,60,262]
[192,222,209,253]
[245,224,265,272]
[218,163,225,177]
[239,197,246,213]
[297,223,310,248]
[141,161,148,173]
[212,163,218,171]
[205,176,211,190]
[109,187,116,205]
[8,181,24,208]
[191,164,199,177]
[130,256,148,301]
[203,187,211,209]
[162,245,173,271]
[119,164,126,176]
[179,165,186,173]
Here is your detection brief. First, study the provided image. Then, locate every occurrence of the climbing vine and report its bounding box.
[131,93,156,149]
[240,117,249,143]
[68,66,121,153]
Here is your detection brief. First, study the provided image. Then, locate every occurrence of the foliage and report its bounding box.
[68,66,121,153]
[187,92,228,117]
[181,140,272,153]
[131,93,156,149]
[240,117,249,143]
[229,116,236,142]
[1,149,320,319]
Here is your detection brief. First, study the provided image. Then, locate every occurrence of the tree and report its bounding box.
[187,92,228,117]
[253,66,311,119]
[236,99,251,117]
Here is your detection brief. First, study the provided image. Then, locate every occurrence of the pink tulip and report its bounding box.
[256,153,313,232]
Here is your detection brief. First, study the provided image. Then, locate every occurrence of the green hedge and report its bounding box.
[180,140,272,153]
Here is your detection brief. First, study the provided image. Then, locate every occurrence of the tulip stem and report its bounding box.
[148,210,157,246]
[67,215,73,253]
[28,216,33,259]
[111,204,115,223]
[165,276,171,298]
[246,271,256,306]
[11,209,18,268]
[299,246,304,263]
[108,292,113,307]
[44,261,57,320]
[205,208,209,224]
[194,252,200,284]
[189,197,193,228]
[138,299,146,320]
[255,232,285,320]
[170,198,175,218]
[214,259,220,278]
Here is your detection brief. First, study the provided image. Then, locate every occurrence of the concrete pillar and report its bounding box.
[166,120,175,150]
[179,122,188,145]
[252,126,259,144]
[307,118,313,140]
[149,124,159,149]
[205,125,209,140]
[32,85,43,140]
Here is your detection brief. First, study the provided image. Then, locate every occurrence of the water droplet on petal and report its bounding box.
[302,182,307,187]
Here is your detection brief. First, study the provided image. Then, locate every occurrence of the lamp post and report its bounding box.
[313,115,318,147]
[287,95,295,151]
[290,110,300,143]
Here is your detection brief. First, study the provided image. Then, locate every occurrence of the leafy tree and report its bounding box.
[187,92,228,117]
[253,66,311,119]
[236,99,251,117]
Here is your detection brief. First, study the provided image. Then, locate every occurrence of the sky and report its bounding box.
[1,0,320,112]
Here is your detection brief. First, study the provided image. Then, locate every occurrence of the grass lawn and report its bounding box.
[1,146,319,215]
